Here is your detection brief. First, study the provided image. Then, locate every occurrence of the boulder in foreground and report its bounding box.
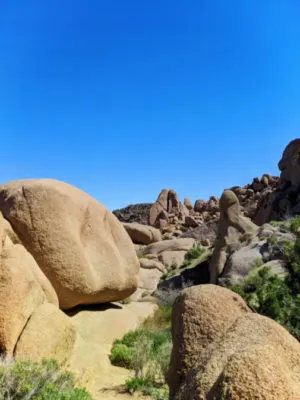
[168,285,300,400]
[0,179,139,309]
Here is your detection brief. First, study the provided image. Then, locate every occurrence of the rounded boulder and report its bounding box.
[0,179,139,309]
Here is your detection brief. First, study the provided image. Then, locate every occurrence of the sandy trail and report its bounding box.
[67,301,156,399]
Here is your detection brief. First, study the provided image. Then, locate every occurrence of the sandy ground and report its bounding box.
[67,301,157,399]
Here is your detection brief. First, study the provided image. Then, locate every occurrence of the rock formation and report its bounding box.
[209,190,258,284]
[138,238,195,268]
[131,257,165,301]
[123,222,162,245]
[149,189,190,228]
[168,285,300,400]
[183,198,193,210]
[0,179,139,310]
[14,303,77,363]
[255,139,300,224]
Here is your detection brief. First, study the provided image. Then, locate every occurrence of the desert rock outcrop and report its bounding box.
[138,238,195,267]
[0,179,139,309]
[209,190,258,283]
[255,139,300,224]
[123,222,162,244]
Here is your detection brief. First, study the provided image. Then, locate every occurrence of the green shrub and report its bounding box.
[186,245,204,261]
[110,288,177,399]
[125,377,169,400]
[267,235,278,248]
[231,264,300,340]
[125,376,149,393]
[0,358,93,400]
[254,257,264,268]
[289,215,300,234]
[109,343,132,368]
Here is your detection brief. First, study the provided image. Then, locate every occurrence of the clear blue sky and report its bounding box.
[1,1,300,210]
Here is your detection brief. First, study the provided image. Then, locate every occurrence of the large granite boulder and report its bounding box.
[0,179,139,309]
[168,285,300,400]
[123,222,162,245]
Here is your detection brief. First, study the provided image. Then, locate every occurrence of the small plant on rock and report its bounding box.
[186,244,204,260]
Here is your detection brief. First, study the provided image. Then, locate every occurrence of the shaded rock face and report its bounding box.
[219,222,295,286]
[184,198,193,210]
[180,221,218,245]
[279,138,300,188]
[158,254,211,291]
[113,203,152,225]
[0,179,139,310]
[168,285,300,400]
[255,139,300,224]
[209,190,258,284]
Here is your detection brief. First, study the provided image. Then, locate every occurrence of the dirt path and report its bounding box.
[67,301,157,399]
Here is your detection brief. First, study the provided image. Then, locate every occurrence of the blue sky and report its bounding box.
[1,1,299,210]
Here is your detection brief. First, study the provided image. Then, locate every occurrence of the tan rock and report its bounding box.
[139,257,165,272]
[0,244,58,355]
[179,203,190,219]
[149,189,169,226]
[206,196,219,212]
[15,303,76,363]
[149,202,165,227]
[169,285,300,400]
[149,189,188,227]
[123,222,162,245]
[156,188,169,209]
[163,224,176,234]
[168,190,180,213]
[0,179,139,309]
[209,190,258,283]
[168,285,250,397]
[141,238,195,257]
[194,199,206,213]
[279,138,300,188]
[159,250,187,267]
[184,198,193,210]
[184,215,198,228]
[139,268,164,292]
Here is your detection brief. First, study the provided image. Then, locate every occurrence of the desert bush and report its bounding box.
[0,358,93,400]
[110,288,178,399]
[186,245,204,261]
[125,377,169,400]
[109,343,132,368]
[289,215,300,234]
[231,256,300,340]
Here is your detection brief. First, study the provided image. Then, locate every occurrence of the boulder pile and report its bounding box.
[255,139,300,224]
